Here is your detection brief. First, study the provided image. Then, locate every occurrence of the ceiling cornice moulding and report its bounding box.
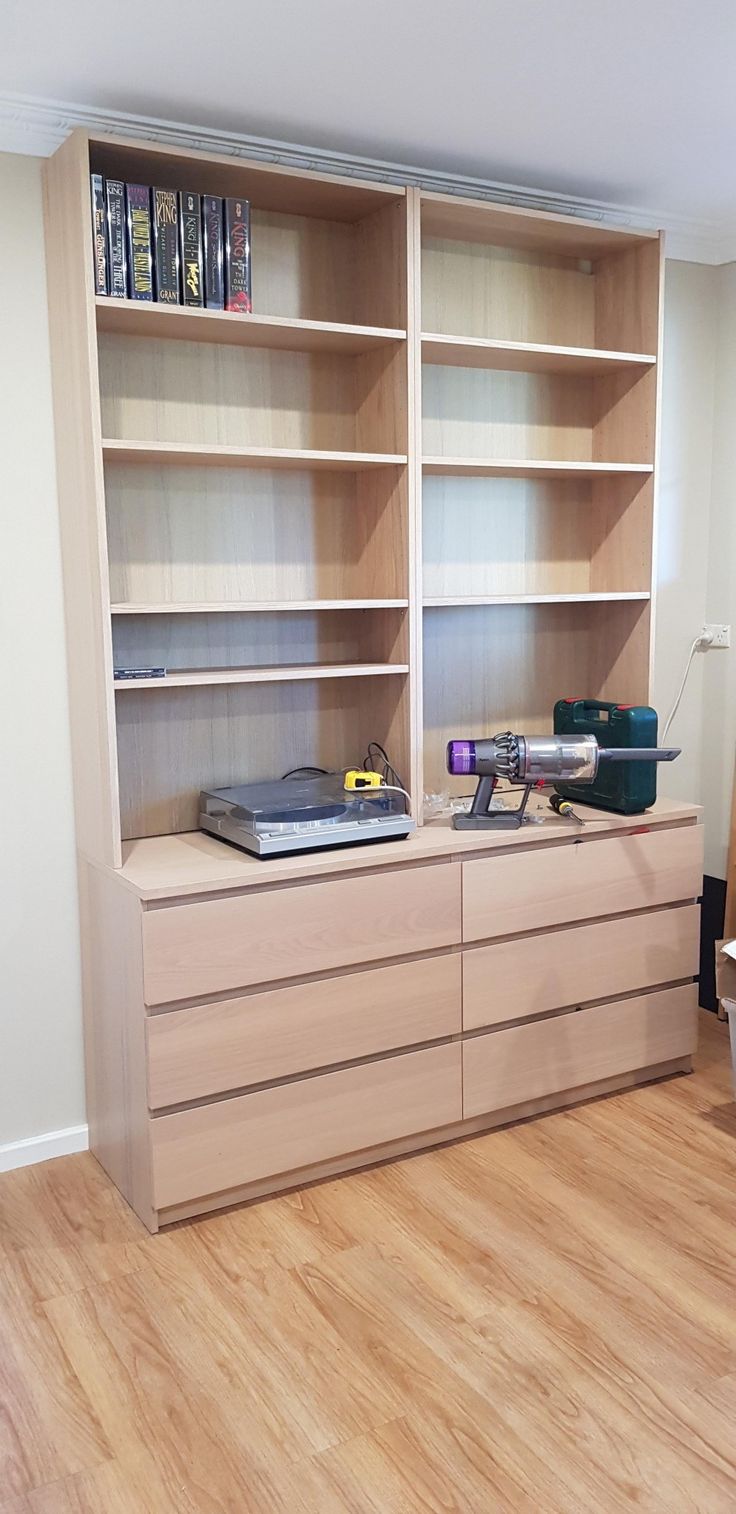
[1,89,733,266]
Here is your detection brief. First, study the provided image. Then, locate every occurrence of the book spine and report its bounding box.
[179,191,203,307]
[125,185,154,301]
[153,187,180,304]
[114,667,167,679]
[202,195,224,309]
[105,179,128,298]
[90,174,108,295]
[224,197,252,314]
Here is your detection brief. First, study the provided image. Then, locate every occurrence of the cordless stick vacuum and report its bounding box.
[446,732,681,830]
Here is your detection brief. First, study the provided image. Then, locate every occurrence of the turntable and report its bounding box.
[199,772,415,858]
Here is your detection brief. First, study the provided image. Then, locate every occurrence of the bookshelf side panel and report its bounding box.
[43,130,122,868]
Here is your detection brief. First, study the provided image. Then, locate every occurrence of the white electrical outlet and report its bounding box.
[701,623,731,649]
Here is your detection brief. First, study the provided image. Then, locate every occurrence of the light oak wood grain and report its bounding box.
[420,191,658,257]
[422,365,595,463]
[102,439,407,469]
[78,862,156,1230]
[462,821,703,941]
[90,130,404,221]
[463,903,699,1030]
[422,332,656,373]
[147,952,461,1107]
[111,607,408,672]
[462,985,698,1118]
[114,798,702,900]
[142,860,461,1003]
[421,598,653,795]
[96,297,406,353]
[105,463,408,604]
[151,1042,462,1207]
[43,133,122,868]
[421,234,596,349]
[115,672,410,838]
[1,1011,731,1510]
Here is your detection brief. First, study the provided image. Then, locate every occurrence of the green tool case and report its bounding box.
[553,699,658,815]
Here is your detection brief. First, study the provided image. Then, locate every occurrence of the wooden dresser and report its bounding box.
[81,797,702,1232]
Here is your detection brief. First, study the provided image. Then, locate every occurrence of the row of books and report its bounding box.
[90,175,252,312]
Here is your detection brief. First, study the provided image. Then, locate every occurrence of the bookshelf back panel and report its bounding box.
[422,365,594,462]
[423,476,593,598]
[105,464,408,603]
[112,608,407,672]
[99,335,363,451]
[251,210,358,323]
[421,237,596,347]
[116,676,410,838]
[422,365,655,465]
[422,600,651,795]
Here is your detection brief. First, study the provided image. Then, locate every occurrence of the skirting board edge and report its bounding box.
[0,1123,89,1174]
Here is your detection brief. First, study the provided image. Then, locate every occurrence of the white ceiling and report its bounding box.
[3,0,736,226]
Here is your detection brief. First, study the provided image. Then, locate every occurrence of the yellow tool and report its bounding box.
[344,769,383,790]
[549,792,584,825]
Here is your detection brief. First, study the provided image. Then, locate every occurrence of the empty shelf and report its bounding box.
[114,662,410,689]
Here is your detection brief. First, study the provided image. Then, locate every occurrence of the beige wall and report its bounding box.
[0,152,733,1156]
[701,262,736,881]
[0,153,85,1153]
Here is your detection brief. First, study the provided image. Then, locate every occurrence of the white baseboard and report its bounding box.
[0,1124,89,1174]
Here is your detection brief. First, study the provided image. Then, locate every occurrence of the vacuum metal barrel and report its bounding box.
[447,733,680,784]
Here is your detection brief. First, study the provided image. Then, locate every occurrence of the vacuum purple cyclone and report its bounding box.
[446,739,477,776]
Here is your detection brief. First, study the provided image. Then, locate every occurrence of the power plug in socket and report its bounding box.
[701,623,731,649]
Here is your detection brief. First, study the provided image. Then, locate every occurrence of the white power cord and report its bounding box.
[661,631,712,743]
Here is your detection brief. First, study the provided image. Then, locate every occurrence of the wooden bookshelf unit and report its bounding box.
[45,130,701,1232]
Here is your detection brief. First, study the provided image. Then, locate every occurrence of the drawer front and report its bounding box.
[463,903,699,1032]
[143,861,461,1005]
[148,952,461,1108]
[462,984,697,1120]
[462,823,702,943]
[152,1042,462,1209]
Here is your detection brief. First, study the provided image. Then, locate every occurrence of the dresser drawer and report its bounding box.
[463,903,699,1032]
[142,861,461,1005]
[462,984,697,1120]
[462,823,702,943]
[151,1042,462,1209]
[147,951,461,1108]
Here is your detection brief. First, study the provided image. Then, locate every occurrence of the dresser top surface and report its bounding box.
[102,795,703,901]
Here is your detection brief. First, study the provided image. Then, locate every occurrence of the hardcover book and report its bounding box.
[153,187,180,304]
[179,191,203,307]
[224,197,252,313]
[90,173,108,295]
[202,195,224,309]
[125,184,154,301]
[105,179,128,298]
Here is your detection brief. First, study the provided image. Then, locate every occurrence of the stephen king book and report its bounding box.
[105,179,128,298]
[202,195,224,309]
[179,191,203,307]
[90,173,108,295]
[125,184,153,301]
[224,197,252,313]
[153,187,180,303]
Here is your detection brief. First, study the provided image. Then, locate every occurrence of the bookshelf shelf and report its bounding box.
[422,458,653,479]
[47,127,663,847]
[421,333,656,375]
[114,661,410,690]
[96,297,406,356]
[110,600,408,614]
[102,441,407,471]
[423,592,651,608]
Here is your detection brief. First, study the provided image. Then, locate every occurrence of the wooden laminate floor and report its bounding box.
[1,1010,735,1513]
